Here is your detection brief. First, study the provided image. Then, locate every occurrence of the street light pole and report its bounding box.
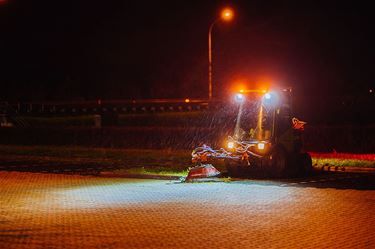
[207,7,234,101]
[208,21,217,101]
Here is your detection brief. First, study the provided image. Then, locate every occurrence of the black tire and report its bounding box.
[267,146,288,178]
[224,159,243,177]
[225,147,290,178]
[300,152,313,176]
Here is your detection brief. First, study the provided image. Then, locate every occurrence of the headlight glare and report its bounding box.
[257,142,265,150]
[227,141,235,149]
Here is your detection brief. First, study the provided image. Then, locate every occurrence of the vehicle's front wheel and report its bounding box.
[267,147,288,177]
[225,159,240,177]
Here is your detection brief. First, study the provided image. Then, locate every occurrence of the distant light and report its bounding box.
[221,7,234,21]
[257,143,265,150]
[264,93,271,100]
[262,90,267,93]
[227,141,234,149]
[185,98,190,103]
[235,93,245,102]
[370,89,373,93]
[239,89,244,93]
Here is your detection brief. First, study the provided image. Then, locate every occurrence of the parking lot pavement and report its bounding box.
[0,171,374,249]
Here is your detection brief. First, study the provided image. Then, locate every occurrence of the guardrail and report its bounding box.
[2,99,224,116]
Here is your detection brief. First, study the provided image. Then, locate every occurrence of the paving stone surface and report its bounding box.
[0,171,374,249]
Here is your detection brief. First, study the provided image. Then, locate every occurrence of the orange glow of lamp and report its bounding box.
[221,8,234,21]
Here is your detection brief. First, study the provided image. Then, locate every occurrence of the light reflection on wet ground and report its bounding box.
[0,171,374,249]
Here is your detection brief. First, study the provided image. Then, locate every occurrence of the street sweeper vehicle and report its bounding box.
[187,88,312,180]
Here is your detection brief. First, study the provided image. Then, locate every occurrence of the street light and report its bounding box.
[221,8,234,21]
[208,7,234,100]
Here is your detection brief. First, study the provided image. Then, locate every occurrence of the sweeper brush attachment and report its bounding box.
[185,164,221,182]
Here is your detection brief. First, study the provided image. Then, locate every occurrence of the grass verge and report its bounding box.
[312,158,375,168]
[112,167,189,177]
[0,145,192,174]
[310,152,375,168]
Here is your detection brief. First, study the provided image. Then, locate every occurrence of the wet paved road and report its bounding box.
[0,171,374,249]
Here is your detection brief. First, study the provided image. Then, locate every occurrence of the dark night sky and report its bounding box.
[0,0,374,101]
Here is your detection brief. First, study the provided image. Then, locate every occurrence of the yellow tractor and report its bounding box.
[188,88,312,179]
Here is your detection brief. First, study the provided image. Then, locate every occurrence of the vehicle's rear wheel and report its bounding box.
[300,152,313,176]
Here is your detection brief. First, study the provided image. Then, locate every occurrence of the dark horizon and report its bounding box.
[0,0,374,101]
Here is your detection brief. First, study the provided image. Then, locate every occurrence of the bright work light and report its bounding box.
[235,93,245,102]
[227,141,234,149]
[257,143,265,150]
[262,92,279,105]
